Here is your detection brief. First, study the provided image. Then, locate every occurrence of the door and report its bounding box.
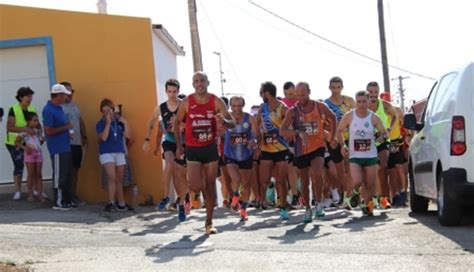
[0,45,53,184]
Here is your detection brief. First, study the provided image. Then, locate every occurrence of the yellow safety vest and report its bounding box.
[5,103,36,146]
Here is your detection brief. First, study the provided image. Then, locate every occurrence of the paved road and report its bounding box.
[0,197,473,271]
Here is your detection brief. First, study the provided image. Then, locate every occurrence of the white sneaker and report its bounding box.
[13,191,21,200]
[331,188,341,204]
[321,198,333,208]
[42,192,49,199]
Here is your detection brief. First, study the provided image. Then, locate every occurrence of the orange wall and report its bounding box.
[0,4,164,203]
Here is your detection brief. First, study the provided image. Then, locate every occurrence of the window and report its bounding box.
[431,72,457,116]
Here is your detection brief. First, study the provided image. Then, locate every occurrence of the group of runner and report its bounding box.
[145,72,409,235]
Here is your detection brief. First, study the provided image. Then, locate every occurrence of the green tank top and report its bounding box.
[375,99,390,129]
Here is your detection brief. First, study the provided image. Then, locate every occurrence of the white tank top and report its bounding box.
[349,110,377,159]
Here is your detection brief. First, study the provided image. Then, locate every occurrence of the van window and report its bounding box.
[423,81,440,122]
[431,72,457,118]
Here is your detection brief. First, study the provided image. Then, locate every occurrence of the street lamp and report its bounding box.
[213,51,225,96]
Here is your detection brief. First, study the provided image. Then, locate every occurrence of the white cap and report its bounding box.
[51,84,72,95]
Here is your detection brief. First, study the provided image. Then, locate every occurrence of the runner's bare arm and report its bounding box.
[280,107,296,140]
[394,106,404,127]
[372,114,388,140]
[215,98,235,128]
[154,121,163,156]
[337,112,352,147]
[253,105,263,142]
[320,102,337,142]
[145,106,160,138]
[383,100,397,132]
[143,105,161,152]
[174,98,188,149]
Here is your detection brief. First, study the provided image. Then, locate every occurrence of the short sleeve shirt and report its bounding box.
[96,118,125,155]
[42,101,71,155]
[61,102,82,145]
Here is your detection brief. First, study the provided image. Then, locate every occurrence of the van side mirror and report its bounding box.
[404,114,423,131]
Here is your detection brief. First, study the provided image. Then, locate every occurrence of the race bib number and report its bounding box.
[300,122,318,136]
[230,133,248,145]
[354,139,371,152]
[389,142,400,153]
[263,133,277,145]
[166,120,174,133]
[192,127,213,142]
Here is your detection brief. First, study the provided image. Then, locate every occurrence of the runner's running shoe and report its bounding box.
[205,223,218,235]
[303,208,313,223]
[155,196,170,211]
[192,194,202,209]
[380,197,392,209]
[314,205,325,218]
[279,207,289,220]
[231,194,240,210]
[178,205,186,222]
[240,208,249,221]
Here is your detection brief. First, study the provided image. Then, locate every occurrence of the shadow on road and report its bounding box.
[0,193,157,225]
[409,210,474,253]
[331,212,393,232]
[267,223,331,244]
[145,234,212,263]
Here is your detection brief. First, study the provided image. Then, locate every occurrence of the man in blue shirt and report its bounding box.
[42,84,75,210]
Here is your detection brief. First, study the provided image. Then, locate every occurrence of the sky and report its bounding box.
[1,0,474,111]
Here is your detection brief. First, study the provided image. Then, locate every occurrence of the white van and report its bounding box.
[404,62,474,226]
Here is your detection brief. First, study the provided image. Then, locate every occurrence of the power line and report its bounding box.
[199,1,248,95]
[222,0,393,72]
[248,0,436,81]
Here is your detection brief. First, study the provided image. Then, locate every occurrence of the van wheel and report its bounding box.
[409,163,429,213]
[437,171,462,226]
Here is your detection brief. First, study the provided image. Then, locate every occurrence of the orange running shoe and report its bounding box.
[367,199,375,216]
[380,197,392,209]
[231,195,240,210]
[192,194,202,209]
[239,208,249,221]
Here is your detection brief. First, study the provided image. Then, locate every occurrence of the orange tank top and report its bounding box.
[293,101,326,156]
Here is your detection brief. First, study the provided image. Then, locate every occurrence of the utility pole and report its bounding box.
[377,0,390,94]
[213,52,225,96]
[392,75,409,112]
[188,0,203,72]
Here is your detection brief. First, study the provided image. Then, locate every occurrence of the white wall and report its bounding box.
[152,32,179,105]
[0,45,52,184]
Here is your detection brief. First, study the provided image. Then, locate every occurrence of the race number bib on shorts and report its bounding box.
[354,139,371,152]
[263,133,278,145]
[300,122,318,136]
[192,127,213,142]
[230,133,248,145]
[389,142,400,153]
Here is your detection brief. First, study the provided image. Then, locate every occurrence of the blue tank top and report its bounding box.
[160,101,178,143]
[224,113,254,161]
[260,103,288,152]
[324,96,352,122]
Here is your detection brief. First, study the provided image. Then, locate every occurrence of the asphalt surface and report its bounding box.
[0,195,473,271]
